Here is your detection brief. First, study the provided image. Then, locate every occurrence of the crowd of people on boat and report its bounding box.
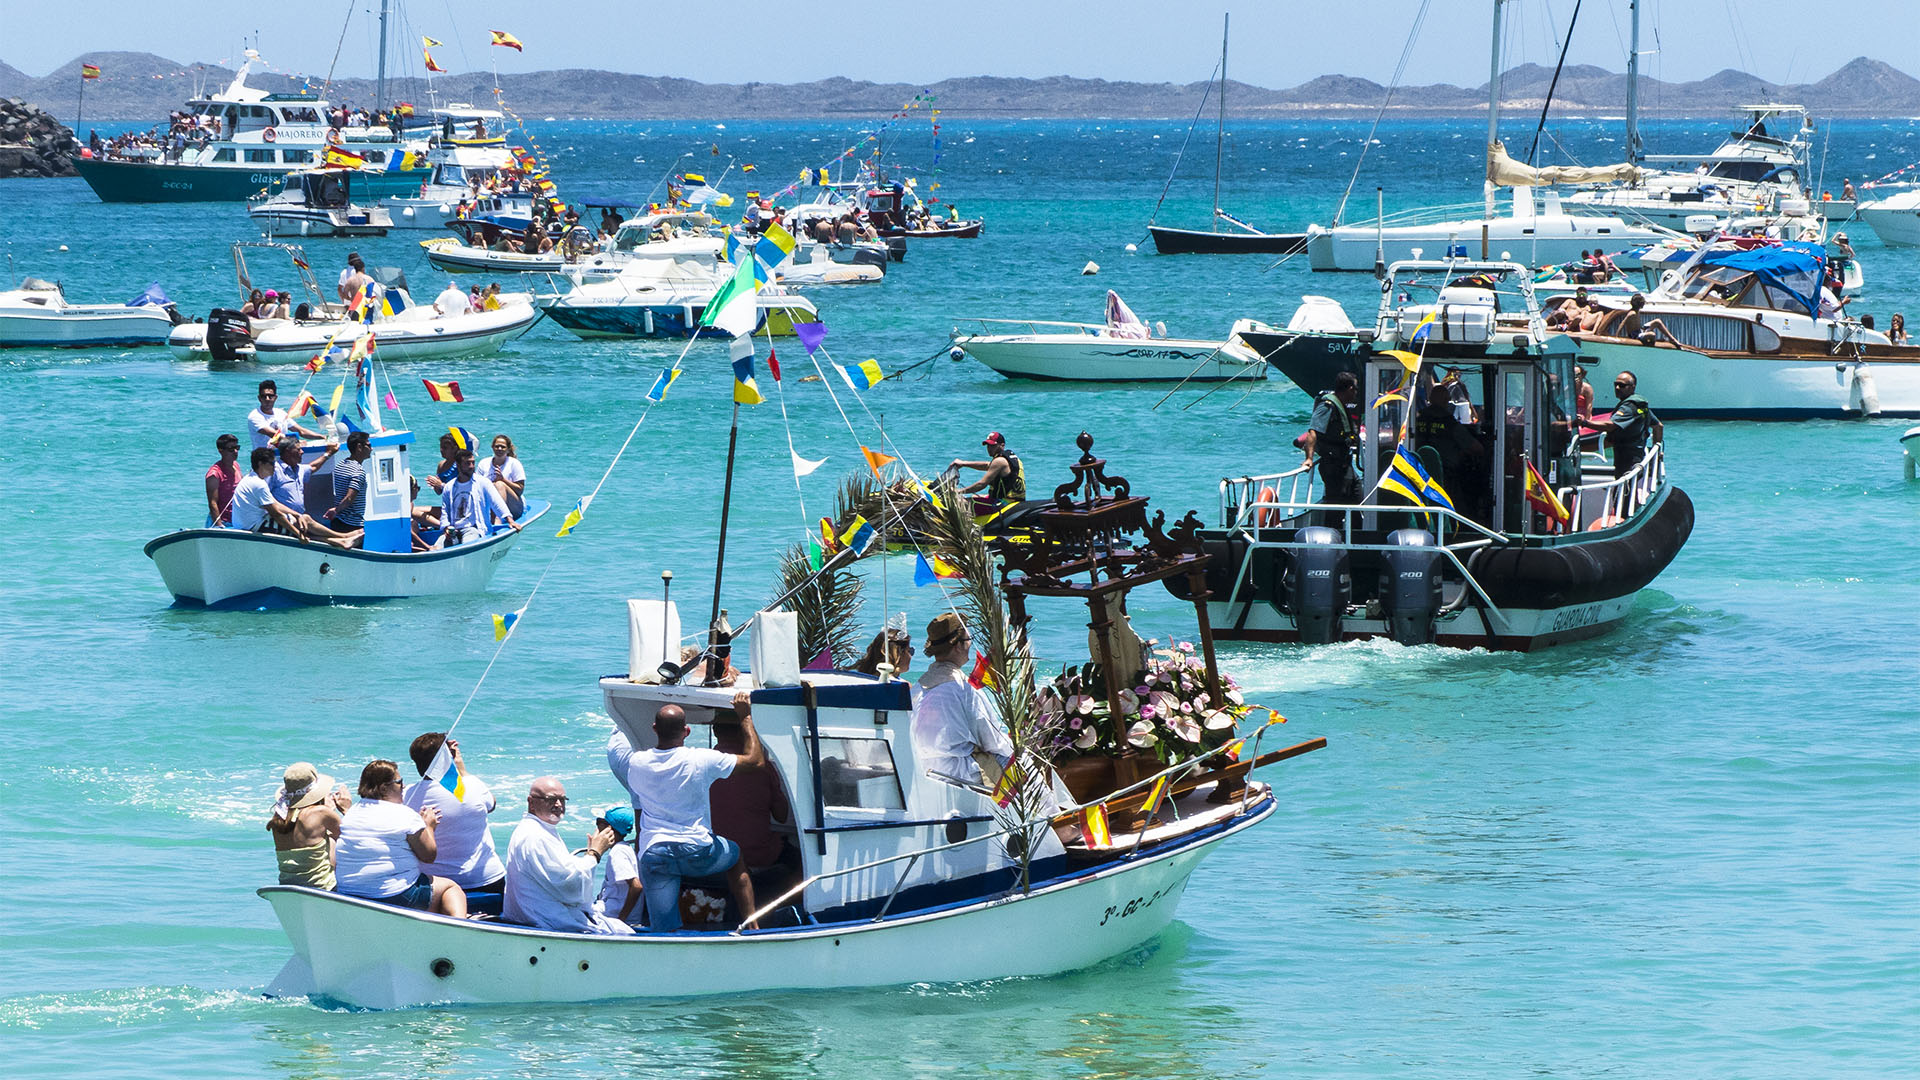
[265,609,1034,934]
[202,378,529,550]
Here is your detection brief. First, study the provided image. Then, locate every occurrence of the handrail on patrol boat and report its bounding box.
[1565,442,1664,529]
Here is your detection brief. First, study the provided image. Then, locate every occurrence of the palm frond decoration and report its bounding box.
[768,540,864,669]
[920,478,1041,750]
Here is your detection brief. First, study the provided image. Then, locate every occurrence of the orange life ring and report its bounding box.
[1256,485,1280,528]
[326,128,343,146]
[261,126,276,143]
[1587,514,1623,531]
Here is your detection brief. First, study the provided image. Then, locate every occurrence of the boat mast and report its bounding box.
[1213,13,1228,228]
[711,398,742,649]
[1624,0,1642,163]
[1482,0,1508,256]
[374,0,390,113]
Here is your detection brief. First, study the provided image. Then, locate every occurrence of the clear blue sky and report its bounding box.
[8,0,1904,87]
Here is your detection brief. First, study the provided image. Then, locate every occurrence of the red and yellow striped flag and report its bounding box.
[81,64,101,80]
[490,30,524,51]
[422,378,464,403]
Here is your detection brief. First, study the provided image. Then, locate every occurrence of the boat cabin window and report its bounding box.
[282,149,313,164]
[363,151,387,164]
[245,149,275,164]
[807,735,906,810]
[212,148,236,163]
[282,106,320,123]
[1707,160,1772,183]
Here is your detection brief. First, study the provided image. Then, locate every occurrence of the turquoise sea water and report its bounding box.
[1,116,1916,1077]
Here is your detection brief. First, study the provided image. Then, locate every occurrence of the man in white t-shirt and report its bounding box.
[232,447,358,548]
[627,694,764,932]
[440,449,520,545]
[402,732,507,915]
[434,280,472,315]
[247,379,323,449]
[502,777,630,934]
[592,806,642,924]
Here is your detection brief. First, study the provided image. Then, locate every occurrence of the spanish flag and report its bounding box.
[288,390,317,417]
[323,146,366,169]
[490,30,524,51]
[422,378,464,403]
[80,64,101,80]
[1081,803,1112,847]
[1524,458,1571,530]
[423,49,446,73]
[740,163,757,172]
[967,651,996,689]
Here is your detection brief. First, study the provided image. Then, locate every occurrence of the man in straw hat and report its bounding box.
[913,613,1012,787]
[265,763,353,889]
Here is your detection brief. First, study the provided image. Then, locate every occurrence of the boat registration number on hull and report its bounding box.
[1098,879,1182,926]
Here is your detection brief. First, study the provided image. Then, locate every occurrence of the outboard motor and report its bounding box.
[205,308,253,362]
[1379,529,1444,645]
[1283,526,1351,645]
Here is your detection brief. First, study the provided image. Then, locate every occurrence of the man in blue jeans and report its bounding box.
[627,693,763,931]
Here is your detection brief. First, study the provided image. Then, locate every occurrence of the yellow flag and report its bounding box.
[328,384,345,415]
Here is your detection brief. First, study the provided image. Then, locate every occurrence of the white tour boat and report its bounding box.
[0,279,179,348]
[247,169,394,237]
[1855,185,1920,248]
[1568,240,1920,418]
[382,114,529,230]
[952,291,1269,382]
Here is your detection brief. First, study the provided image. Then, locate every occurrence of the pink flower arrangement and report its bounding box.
[1036,646,1251,764]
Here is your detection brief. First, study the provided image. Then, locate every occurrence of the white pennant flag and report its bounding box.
[791,451,827,477]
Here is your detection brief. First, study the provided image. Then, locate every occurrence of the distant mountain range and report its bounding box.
[3,52,1918,124]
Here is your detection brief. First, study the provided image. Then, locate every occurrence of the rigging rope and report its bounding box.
[1142,60,1220,234]
[1332,0,1433,227]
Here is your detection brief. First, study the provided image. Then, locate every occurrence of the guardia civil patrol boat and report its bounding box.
[1179,259,1693,650]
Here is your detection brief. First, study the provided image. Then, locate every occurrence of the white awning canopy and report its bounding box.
[1486,141,1642,188]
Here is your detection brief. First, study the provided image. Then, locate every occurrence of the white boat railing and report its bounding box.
[733,721,1294,934]
[953,318,1144,339]
[1565,442,1665,529]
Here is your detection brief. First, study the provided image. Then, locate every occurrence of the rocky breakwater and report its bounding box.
[0,98,81,178]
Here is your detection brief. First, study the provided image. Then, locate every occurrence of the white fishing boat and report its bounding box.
[256,432,1325,1007]
[247,169,394,237]
[1855,185,1920,248]
[146,385,547,607]
[952,292,1268,382]
[537,261,821,339]
[1568,240,1920,418]
[168,242,538,362]
[0,279,178,347]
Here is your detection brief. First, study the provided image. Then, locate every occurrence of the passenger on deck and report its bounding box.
[441,450,520,545]
[503,777,630,933]
[266,762,352,890]
[1889,313,1908,346]
[321,431,372,543]
[206,433,242,527]
[483,283,503,311]
[1572,365,1595,420]
[241,288,266,317]
[263,291,291,320]
[425,433,460,494]
[913,613,1013,787]
[481,435,527,518]
[952,431,1025,507]
[1302,371,1363,506]
[434,280,471,315]
[1619,294,1678,346]
[234,447,357,547]
[403,732,507,915]
[627,697,764,932]
[270,436,327,515]
[592,807,643,925]
[853,624,913,678]
[1586,370,1663,478]
[710,709,800,901]
[338,253,369,304]
[248,379,323,449]
[335,759,469,917]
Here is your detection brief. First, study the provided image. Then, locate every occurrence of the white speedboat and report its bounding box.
[0,279,178,347]
[1570,240,1920,418]
[537,259,821,340]
[1306,186,1676,272]
[566,212,886,286]
[146,395,546,607]
[1855,185,1920,248]
[953,292,1268,382]
[248,168,394,237]
[1562,105,1836,228]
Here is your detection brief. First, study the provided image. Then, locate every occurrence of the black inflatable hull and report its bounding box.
[1236,328,1368,395]
[1172,485,1694,651]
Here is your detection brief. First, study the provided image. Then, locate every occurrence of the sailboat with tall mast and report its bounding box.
[1147,14,1307,255]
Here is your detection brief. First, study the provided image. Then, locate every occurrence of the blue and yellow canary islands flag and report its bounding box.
[754,223,798,284]
[491,606,525,641]
[1408,310,1440,344]
[424,739,465,800]
[1379,445,1455,510]
[834,357,885,392]
[729,336,763,405]
[555,494,592,537]
[449,425,479,453]
[839,515,874,552]
[644,367,682,404]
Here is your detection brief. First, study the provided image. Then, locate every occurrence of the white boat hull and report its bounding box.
[259,795,1268,1008]
[145,501,545,607]
[422,238,567,275]
[1856,192,1920,247]
[1574,338,1920,418]
[167,303,539,362]
[959,335,1267,382]
[1209,592,1640,650]
[248,206,393,237]
[0,305,175,348]
[1306,204,1671,271]
[382,196,460,230]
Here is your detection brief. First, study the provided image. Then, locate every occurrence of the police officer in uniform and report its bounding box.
[1302,371,1362,506]
[1586,370,1663,478]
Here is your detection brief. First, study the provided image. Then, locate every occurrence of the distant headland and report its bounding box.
[3,52,1917,124]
